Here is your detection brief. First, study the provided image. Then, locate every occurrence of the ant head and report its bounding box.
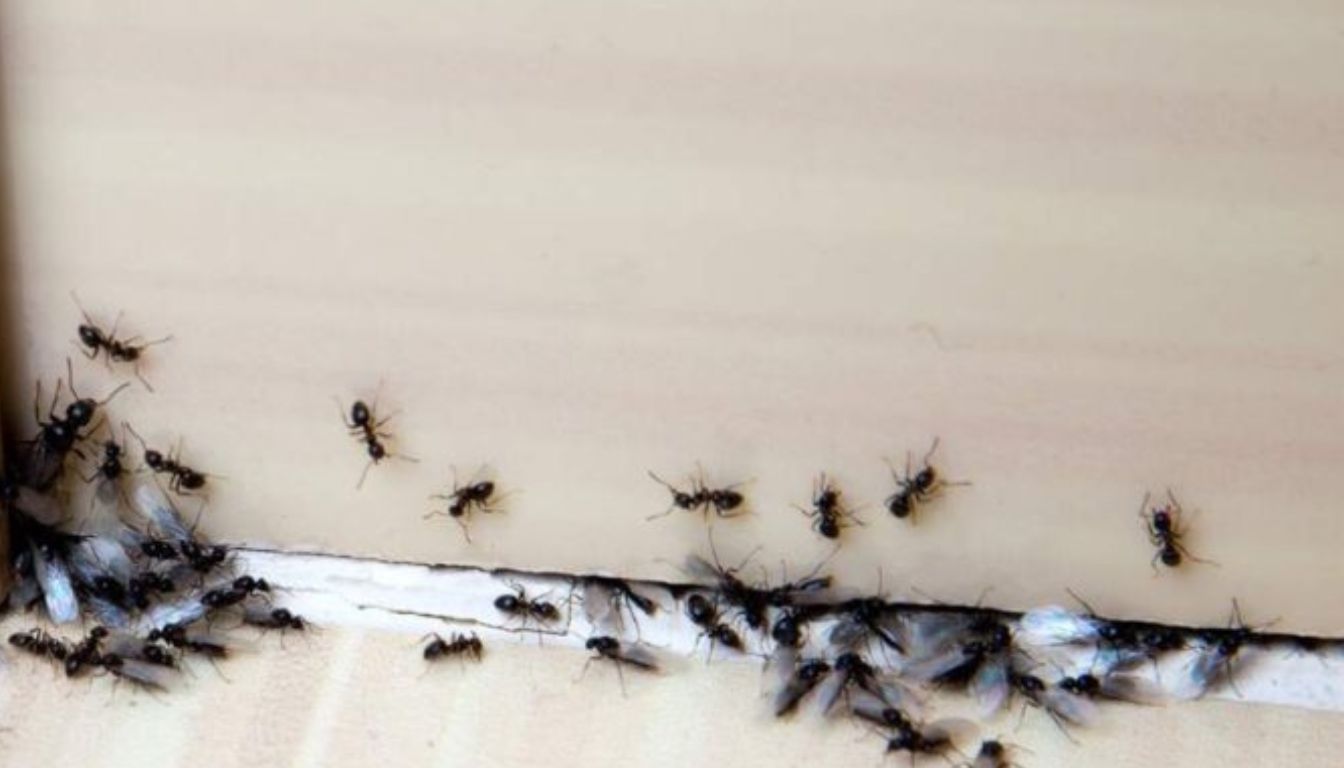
[493,593,520,612]
[1160,546,1182,567]
[144,449,165,468]
[914,466,936,487]
[471,481,495,497]
[367,442,386,460]
[77,324,102,348]
[350,400,371,426]
[65,398,96,426]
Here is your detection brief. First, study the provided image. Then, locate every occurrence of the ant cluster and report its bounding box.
[388,525,1332,763]
[1,299,308,691]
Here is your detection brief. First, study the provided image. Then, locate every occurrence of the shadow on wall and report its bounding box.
[0,15,18,591]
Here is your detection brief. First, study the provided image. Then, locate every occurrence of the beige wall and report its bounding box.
[1,0,1341,637]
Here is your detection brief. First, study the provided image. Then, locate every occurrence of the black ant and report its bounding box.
[244,606,309,633]
[180,540,230,574]
[339,394,415,489]
[685,534,770,630]
[127,572,176,609]
[581,636,660,694]
[1140,490,1213,570]
[1187,599,1265,698]
[797,473,863,540]
[426,467,501,542]
[684,593,743,659]
[139,538,180,561]
[24,359,129,489]
[423,632,484,662]
[493,582,563,629]
[884,438,968,522]
[72,293,172,390]
[64,626,109,677]
[83,436,127,484]
[9,628,70,661]
[646,466,747,520]
[148,623,228,658]
[124,423,210,495]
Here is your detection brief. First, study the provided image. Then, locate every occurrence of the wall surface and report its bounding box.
[1,2,1343,762]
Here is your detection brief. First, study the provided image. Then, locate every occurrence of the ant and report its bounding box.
[124,423,210,495]
[64,626,109,677]
[493,582,564,630]
[423,632,484,662]
[83,435,127,485]
[684,593,744,659]
[244,606,309,633]
[581,636,660,694]
[9,628,70,661]
[884,438,968,522]
[72,292,173,390]
[180,540,230,574]
[148,623,228,658]
[646,466,747,521]
[797,473,863,540]
[25,359,129,489]
[339,393,415,489]
[127,572,176,609]
[426,467,502,542]
[1140,490,1213,570]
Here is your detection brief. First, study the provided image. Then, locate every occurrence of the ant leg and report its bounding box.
[132,361,156,393]
[644,505,676,521]
[922,436,942,467]
[356,459,375,490]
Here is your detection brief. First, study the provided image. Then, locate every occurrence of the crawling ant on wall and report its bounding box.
[797,473,863,540]
[426,467,502,542]
[1140,490,1213,570]
[339,391,416,489]
[148,623,229,658]
[423,632,484,662]
[646,466,747,521]
[72,292,173,390]
[24,359,129,489]
[123,422,211,495]
[884,438,968,522]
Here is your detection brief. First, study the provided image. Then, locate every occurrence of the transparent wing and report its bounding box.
[1017,605,1100,646]
[130,478,192,541]
[139,593,207,632]
[1041,686,1099,726]
[970,653,1010,717]
[895,612,975,663]
[613,641,661,672]
[71,536,135,585]
[902,646,971,683]
[86,595,131,629]
[1099,673,1168,705]
[109,657,178,690]
[31,543,79,624]
[921,718,980,749]
[581,580,619,633]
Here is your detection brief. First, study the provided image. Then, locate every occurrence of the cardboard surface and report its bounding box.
[1,0,1342,640]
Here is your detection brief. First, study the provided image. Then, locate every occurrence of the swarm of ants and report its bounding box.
[0,298,308,692]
